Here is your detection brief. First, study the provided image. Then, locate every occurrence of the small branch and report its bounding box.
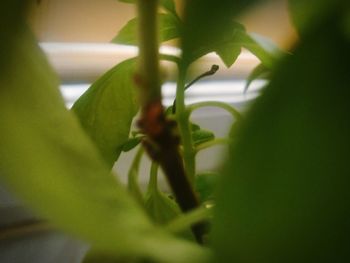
[195,138,231,154]
[187,101,242,121]
[160,54,181,65]
[185,65,220,91]
[172,65,220,113]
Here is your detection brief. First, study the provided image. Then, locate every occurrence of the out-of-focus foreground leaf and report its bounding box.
[145,189,181,225]
[288,0,348,35]
[0,27,209,263]
[72,59,138,168]
[244,63,271,93]
[0,0,30,69]
[213,7,350,263]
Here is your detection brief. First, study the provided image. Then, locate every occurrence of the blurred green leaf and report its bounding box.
[0,27,209,263]
[190,122,201,132]
[112,13,180,45]
[237,31,284,68]
[288,0,344,35]
[145,190,181,225]
[195,172,218,202]
[192,129,215,146]
[82,250,121,263]
[244,63,271,93]
[144,188,196,242]
[159,0,177,15]
[121,136,143,152]
[213,11,350,263]
[0,0,30,69]
[72,59,138,168]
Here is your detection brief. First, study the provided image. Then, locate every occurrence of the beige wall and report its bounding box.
[30,0,296,48]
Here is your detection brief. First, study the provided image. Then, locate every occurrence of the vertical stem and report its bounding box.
[148,162,159,193]
[176,67,196,182]
[136,0,161,105]
[127,146,144,205]
[136,0,204,243]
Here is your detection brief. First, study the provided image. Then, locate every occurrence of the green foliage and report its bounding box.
[192,129,215,146]
[213,8,350,263]
[183,21,246,67]
[237,31,285,68]
[145,190,181,225]
[0,30,147,257]
[288,0,345,34]
[195,172,218,202]
[0,0,30,69]
[244,63,271,93]
[112,13,180,45]
[121,136,143,152]
[182,0,257,66]
[72,59,138,168]
[0,25,208,263]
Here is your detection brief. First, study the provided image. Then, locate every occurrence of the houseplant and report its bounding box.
[0,0,349,262]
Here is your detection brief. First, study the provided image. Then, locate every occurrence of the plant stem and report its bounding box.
[136,0,203,243]
[172,64,220,113]
[165,206,213,234]
[187,101,242,121]
[148,161,159,192]
[160,54,180,65]
[195,138,231,153]
[127,146,144,204]
[176,66,196,183]
[136,0,161,104]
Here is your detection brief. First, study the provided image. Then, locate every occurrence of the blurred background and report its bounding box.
[29,0,297,83]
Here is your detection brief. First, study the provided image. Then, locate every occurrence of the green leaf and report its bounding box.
[237,31,284,68]
[216,43,241,68]
[0,27,210,263]
[145,190,181,225]
[213,11,350,263]
[183,21,245,67]
[112,13,180,45]
[144,189,196,242]
[121,136,143,152]
[195,172,218,202]
[160,0,177,15]
[190,122,201,132]
[182,0,264,66]
[288,0,341,35]
[0,0,30,69]
[192,129,215,146]
[244,63,271,93]
[72,59,138,168]
[82,249,122,263]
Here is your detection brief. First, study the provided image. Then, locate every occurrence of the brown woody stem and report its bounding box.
[136,0,203,243]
